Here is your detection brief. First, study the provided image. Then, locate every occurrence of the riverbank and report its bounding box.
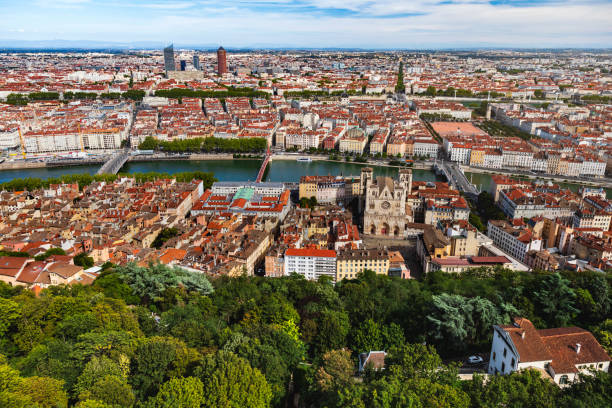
[461,164,612,189]
[0,161,47,170]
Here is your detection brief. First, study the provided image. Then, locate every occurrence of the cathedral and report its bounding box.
[361,167,413,237]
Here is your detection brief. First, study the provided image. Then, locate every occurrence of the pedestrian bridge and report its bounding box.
[255,149,271,183]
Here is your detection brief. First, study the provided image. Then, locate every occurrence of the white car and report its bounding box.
[468,355,484,365]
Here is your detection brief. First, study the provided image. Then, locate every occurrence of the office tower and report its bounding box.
[180,60,186,71]
[163,44,175,73]
[193,55,200,70]
[217,46,227,75]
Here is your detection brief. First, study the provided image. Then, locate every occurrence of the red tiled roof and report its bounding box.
[500,317,553,363]
[539,327,611,374]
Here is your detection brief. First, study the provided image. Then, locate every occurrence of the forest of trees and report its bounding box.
[138,136,267,153]
[154,87,269,100]
[0,171,217,192]
[4,90,145,105]
[0,264,610,407]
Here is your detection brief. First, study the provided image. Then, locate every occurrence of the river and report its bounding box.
[465,171,612,198]
[0,159,608,198]
[121,159,444,183]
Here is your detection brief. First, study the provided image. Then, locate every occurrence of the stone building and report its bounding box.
[362,167,413,237]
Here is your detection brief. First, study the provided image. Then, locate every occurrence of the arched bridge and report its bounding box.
[97,150,130,175]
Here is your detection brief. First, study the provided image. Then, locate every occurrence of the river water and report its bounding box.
[121,159,444,183]
[0,159,443,184]
[465,171,611,198]
[0,159,608,198]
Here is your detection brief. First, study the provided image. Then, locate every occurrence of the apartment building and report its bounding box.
[339,128,367,154]
[487,219,542,263]
[336,248,390,280]
[284,248,337,282]
[572,209,611,231]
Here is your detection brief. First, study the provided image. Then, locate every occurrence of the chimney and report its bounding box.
[576,343,581,354]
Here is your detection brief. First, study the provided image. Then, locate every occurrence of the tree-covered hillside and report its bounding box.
[0,264,610,407]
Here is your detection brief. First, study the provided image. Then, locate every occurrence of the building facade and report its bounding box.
[284,248,337,281]
[362,167,412,237]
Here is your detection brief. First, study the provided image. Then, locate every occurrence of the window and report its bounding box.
[492,352,496,361]
[511,358,515,367]
[501,362,506,372]
[559,375,569,385]
[503,348,507,358]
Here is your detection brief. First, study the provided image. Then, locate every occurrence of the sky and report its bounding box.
[0,0,611,49]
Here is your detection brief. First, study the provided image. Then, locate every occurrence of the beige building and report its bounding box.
[525,249,560,271]
[362,167,413,237]
[339,128,367,155]
[336,248,391,281]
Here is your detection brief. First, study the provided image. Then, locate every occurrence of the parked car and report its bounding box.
[468,355,484,365]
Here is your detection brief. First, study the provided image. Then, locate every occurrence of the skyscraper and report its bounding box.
[217,46,227,75]
[163,44,175,73]
[180,60,186,71]
[193,55,200,70]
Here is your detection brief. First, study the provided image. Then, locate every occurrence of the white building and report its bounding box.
[572,209,611,231]
[448,144,471,164]
[284,248,337,282]
[580,159,606,178]
[0,128,20,150]
[211,181,285,196]
[483,151,504,169]
[489,317,610,386]
[502,149,533,169]
[413,138,439,158]
[487,220,542,263]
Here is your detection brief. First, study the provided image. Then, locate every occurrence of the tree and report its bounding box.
[0,298,21,338]
[427,293,515,351]
[0,362,68,408]
[313,309,350,355]
[593,319,612,355]
[351,319,382,353]
[114,263,213,302]
[425,86,437,96]
[152,228,179,249]
[131,336,200,400]
[395,61,405,93]
[78,375,135,408]
[464,369,559,408]
[559,371,612,408]
[151,377,204,408]
[315,349,355,392]
[92,270,140,305]
[195,351,272,408]
[534,273,578,327]
[386,343,445,381]
[34,247,66,261]
[74,355,125,396]
[74,253,94,269]
[138,136,159,150]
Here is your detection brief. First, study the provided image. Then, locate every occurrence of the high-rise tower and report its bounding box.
[193,55,200,70]
[217,46,227,75]
[163,44,175,73]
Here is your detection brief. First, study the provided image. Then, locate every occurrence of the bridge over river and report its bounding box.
[96,150,130,175]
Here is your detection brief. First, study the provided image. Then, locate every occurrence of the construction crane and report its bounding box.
[78,123,85,152]
[18,125,26,159]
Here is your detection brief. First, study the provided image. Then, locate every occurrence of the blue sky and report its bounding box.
[0,0,611,48]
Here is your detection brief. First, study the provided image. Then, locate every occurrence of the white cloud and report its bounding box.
[9,0,612,47]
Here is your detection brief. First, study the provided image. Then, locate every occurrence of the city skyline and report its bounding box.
[1,0,612,49]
